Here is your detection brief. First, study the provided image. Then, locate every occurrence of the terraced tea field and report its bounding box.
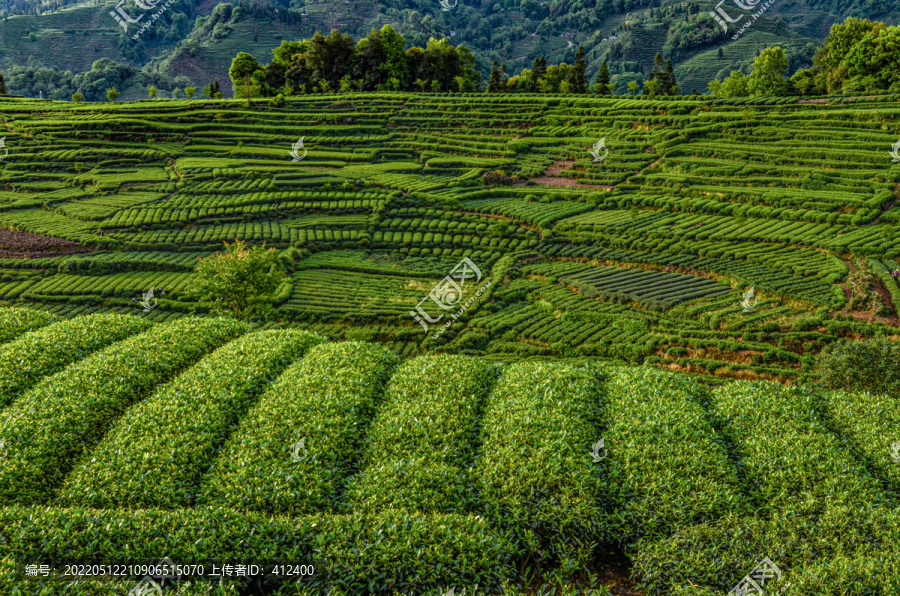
[2,93,899,382]
[0,312,898,595]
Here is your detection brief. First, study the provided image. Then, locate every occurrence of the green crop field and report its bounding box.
[0,314,896,595]
[1,92,900,594]
[1,93,899,382]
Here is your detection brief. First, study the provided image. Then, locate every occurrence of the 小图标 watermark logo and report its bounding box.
[289,137,307,162]
[133,287,165,313]
[590,438,607,463]
[741,287,757,313]
[710,0,778,40]
[411,257,490,338]
[590,137,608,163]
[0,137,8,161]
[128,576,162,596]
[890,138,900,163]
[291,437,308,463]
[438,0,457,11]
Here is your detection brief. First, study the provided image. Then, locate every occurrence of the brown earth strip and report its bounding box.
[0,228,88,259]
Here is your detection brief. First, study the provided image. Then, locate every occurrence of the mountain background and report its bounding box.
[0,0,897,99]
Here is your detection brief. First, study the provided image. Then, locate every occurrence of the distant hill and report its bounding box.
[0,0,898,98]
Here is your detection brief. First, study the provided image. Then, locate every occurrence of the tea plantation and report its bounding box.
[1,93,900,593]
[1,93,900,383]
[0,312,897,595]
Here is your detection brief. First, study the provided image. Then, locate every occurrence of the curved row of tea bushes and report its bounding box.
[198,341,399,516]
[345,354,498,515]
[0,507,514,595]
[710,381,888,512]
[55,329,325,510]
[636,381,900,593]
[604,368,747,549]
[0,308,58,344]
[0,317,249,505]
[476,362,607,571]
[821,389,900,493]
[0,314,151,409]
[637,501,900,594]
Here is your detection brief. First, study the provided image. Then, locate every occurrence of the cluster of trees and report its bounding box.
[228,25,480,97]
[708,47,791,98]
[231,26,683,98]
[708,18,900,97]
[485,50,677,95]
[793,18,900,95]
[0,59,142,101]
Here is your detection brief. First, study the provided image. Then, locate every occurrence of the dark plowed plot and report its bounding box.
[0,228,88,258]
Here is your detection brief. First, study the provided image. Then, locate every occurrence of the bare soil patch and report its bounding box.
[534,160,614,190]
[0,228,88,259]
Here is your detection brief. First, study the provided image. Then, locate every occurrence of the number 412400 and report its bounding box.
[270,564,314,576]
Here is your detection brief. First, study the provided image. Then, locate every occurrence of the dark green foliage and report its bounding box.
[816,337,900,395]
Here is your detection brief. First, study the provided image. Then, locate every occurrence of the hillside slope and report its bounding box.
[0,93,898,381]
[3,0,898,97]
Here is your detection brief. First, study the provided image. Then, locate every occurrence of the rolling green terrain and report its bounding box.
[0,312,898,594]
[1,93,899,383]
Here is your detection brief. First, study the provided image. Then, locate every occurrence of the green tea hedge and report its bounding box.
[56,329,324,509]
[0,317,249,505]
[199,341,398,515]
[0,308,59,344]
[476,361,608,572]
[0,314,151,409]
[346,354,498,514]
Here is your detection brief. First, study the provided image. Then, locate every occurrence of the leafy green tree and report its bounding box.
[148,86,158,98]
[709,70,749,97]
[184,87,196,99]
[627,80,639,95]
[306,30,356,90]
[747,47,788,96]
[530,55,547,92]
[643,78,659,96]
[272,40,309,68]
[188,240,284,320]
[661,59,679,95]
[354,27,387,90]
[71,93,83,103]
[415,78,427,92]
[106,88,119,101]
[229,52,263,98]
[379,25,408,88]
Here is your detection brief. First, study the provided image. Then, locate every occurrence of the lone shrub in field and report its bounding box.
[815,337,900,395]
[188,239,285,319]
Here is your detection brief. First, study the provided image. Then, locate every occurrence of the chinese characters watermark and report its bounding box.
[410,257,490,338]
[729,557,790,595]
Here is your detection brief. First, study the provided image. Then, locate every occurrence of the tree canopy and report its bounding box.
[230,25,481,97]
